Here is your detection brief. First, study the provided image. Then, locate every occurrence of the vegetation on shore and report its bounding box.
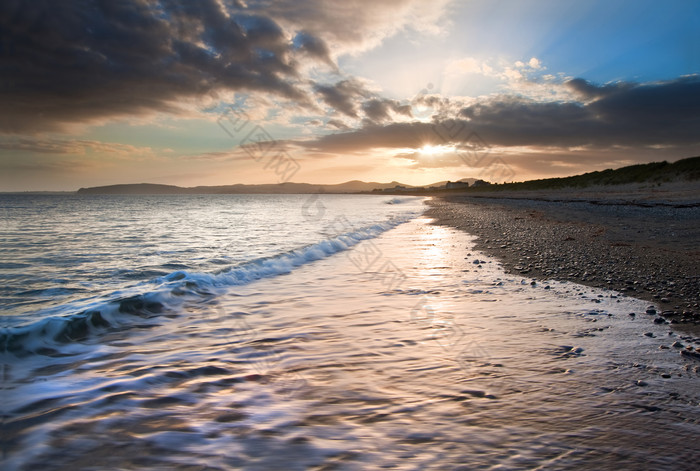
[471,155,700,192]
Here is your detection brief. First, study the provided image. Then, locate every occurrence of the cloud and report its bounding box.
[182,150,238,162]
[517,57,541,69]
[326,118,351,130]
[442,55,557,99]
[300,122,437,153]
[300,76,700,154]
[565,78,632,101]
[362,98,412,123]
[0,136,156,157]
[251,0,452,56]
[0,0,336,133]
[571,76,700,125]
[461,75,700,149]
[0,0,452,134]
[313,79,414,124]
[292,30,336,68]
[313,79,370,118]
[445,56,545,81]
[394,148,467,169]
[0,158,98,173]
[445,57,485,76]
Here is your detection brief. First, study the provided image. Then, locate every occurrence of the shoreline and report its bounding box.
[426,191,700,332]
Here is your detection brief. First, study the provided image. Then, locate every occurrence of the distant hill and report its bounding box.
[77,180,415,195]
[76,183,185,194]
[76,157,699,195]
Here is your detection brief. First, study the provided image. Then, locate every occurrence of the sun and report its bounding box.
[420,145,442,156]
[418,144,454,157]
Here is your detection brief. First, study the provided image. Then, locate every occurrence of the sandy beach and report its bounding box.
[426,182,700,331]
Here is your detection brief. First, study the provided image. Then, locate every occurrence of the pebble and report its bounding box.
[680,349,700,360]
[672,341,684,348]
[635,380,647,387]
[428,199,700,324]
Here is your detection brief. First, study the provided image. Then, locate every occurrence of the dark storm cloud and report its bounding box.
[303,76,700,153]
[465,76,700,147]
[585,76,700,126]
[564,78,632,100]
[0,0,334,133]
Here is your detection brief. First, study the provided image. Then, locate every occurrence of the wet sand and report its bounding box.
[426,182,700,330]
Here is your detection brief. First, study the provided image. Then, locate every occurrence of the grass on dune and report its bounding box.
[472,155,700,192]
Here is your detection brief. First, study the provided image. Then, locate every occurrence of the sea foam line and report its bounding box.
[1,214,416,356]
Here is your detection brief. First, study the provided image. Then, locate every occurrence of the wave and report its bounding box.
[385,197,420,205]
[1,216,414,357]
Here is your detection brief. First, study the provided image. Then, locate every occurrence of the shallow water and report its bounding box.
[0,194,423,327]
[2,196,699,470]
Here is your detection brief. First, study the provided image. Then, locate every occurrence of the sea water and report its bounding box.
[1,194,698,470]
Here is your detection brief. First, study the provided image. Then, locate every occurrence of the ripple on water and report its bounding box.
[3,218,700,470]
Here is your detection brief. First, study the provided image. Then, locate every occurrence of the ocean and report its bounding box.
[1,194,698,470]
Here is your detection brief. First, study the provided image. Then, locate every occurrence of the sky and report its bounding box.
[1,0,699,191]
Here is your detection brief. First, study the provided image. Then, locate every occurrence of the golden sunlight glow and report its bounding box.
[419,144,455,156]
